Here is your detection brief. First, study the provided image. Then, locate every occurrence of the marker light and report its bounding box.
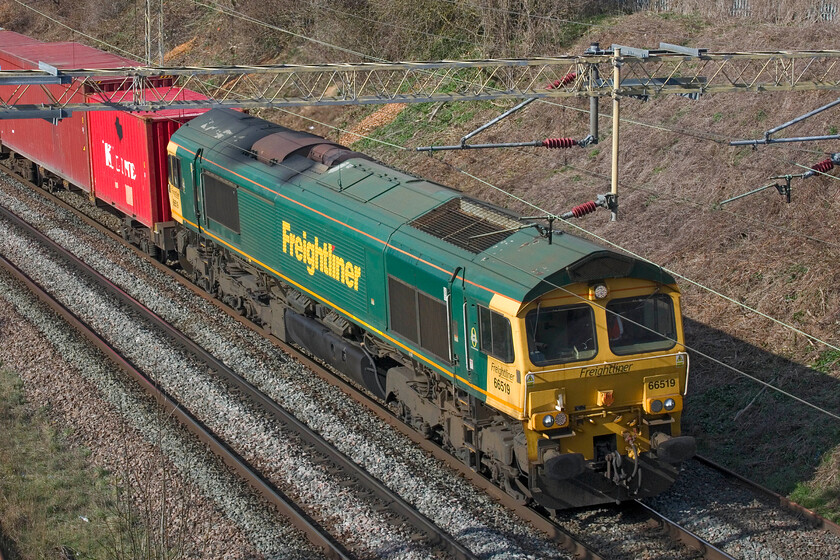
[591,283,609,300]
[664,398,676,411]
[650,399,664,413]
[542,414,555,428]
[554,412,568,427]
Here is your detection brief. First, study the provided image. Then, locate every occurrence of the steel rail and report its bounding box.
[695,455,840,538]
[633,500,736,560]
[267,337,607,560]
[0,197,478,560]
[0,161,603,559]
[0,207,355,560]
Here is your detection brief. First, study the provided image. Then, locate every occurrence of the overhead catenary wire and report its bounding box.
[189,107,840,422]
[334,52,840,249]
[287,86,840,251]
[553,161,840,251]
[189,1,840,354]
[20,0,821,165]
[23,1,840,421]
[13,0,839,171]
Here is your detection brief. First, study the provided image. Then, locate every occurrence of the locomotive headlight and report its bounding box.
[664,398,676,411]
[590,283,609,300]
[542,414,555,428]
[650,399,663,413]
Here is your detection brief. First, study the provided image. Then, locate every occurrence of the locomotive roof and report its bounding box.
[173,109,674,305]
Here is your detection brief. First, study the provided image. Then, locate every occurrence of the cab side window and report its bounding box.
[478,306,514,363]
[607,294,676,355]
[167,154,182,189]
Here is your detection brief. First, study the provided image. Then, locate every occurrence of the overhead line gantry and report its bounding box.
[5,43,840,219]
[5,46,840,117]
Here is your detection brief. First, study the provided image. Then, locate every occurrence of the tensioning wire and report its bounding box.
[552,160,840,251]
[452,163,840,355]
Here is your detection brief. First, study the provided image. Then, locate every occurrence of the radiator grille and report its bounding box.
[203,172,240,233]
[410,197,524,253]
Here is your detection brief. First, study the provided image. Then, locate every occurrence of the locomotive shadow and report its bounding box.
[681,317,840,494]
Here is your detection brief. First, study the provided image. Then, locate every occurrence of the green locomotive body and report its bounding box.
[167,109,695,508]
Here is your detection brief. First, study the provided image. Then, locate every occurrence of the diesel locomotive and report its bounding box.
[165,108,696,508]
[0,30,695,509]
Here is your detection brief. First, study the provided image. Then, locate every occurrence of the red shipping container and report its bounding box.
[0,41,143,191]
[0,30,41,50]
[87,89,208,227]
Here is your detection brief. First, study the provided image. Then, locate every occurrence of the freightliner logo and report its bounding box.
[281,221,363,291]
[579,363,633,377]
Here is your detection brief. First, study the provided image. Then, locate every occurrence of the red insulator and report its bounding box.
[811,158,834,173]
[543,137,576,149]
[570,200,598,218]
[546,72,577,89]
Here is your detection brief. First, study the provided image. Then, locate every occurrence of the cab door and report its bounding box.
[448,268,479,390]
[191,148,204,232]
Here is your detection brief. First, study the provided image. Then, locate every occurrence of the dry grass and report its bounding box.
[338,103,407,146]
[662,0,840,23]
[0,367,113,559]
[163,37,197,63]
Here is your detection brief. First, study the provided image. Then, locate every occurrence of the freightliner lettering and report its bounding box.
[281,221,362,291]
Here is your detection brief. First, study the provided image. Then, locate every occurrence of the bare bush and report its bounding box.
[98,409,210,560]
[647,0,840,23]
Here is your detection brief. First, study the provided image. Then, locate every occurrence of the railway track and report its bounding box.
[0,201,478,560]
[633,500,734,560]
[694,455,840,540]
[3,167,840,559]
[271,326,738,560]
[0,162,601,559]
[0,207,351,559]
